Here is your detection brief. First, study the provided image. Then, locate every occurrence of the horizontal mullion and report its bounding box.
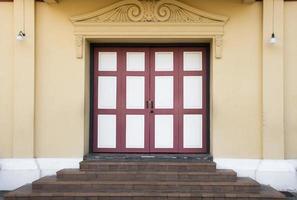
[153,109,177,114]
[182,71,204,76]
[124,72,146,76]
[95,71,118,76]
[124,109,148,114]
[95,109,118,114]
[151,71,175,76]
[182,109,204,114]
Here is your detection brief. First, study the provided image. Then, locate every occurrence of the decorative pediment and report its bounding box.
[71,0,228,24]
[70,0,229,59]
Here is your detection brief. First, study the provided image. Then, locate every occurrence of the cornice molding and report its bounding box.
[70,0,229,59]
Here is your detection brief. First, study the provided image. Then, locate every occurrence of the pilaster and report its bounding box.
[12,0,35,157]
[262,0,285,159]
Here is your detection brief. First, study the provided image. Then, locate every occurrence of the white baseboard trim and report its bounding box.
[214,158,297,192]
[0,158,296,192]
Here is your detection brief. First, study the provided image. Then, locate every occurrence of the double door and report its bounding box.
[93,46,208,153]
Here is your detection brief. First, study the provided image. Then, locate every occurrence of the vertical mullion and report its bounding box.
[117,49,124,152]
[178,48,183,152]
[149,48,154,152]
[173,48,179,152]
[145,48,150,152]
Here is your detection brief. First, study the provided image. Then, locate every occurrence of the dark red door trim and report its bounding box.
[92,45,210,153]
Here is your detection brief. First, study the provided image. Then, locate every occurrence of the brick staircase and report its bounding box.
[4,154,285,200]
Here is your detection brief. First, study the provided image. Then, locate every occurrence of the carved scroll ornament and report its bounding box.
[70,0,228,59]
[71,0,228,24]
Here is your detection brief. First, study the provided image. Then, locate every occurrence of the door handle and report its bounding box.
[150,100,154,113]
[146,100,154,113]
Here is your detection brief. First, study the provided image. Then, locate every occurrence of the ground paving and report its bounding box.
[0,190,296,199]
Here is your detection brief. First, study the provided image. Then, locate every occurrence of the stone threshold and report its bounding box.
[84,153,213,162]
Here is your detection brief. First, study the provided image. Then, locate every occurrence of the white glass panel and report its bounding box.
[126,115,145,148]
[97,115,116,148]
[183,114,202,148]
[127,52,145,71]
[155,115,173,148]
[126,76,145,109]
[183,76,202,109]
[98,52,117,71]
[155,52,173,71]
[155,76,173,109]
[183,52,202,71]
[98,77,117,109]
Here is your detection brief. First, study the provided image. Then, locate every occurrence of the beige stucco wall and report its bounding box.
[0,0,296,159]
[34,0,263,158]
[191,0,262,158]
[284,2,297,159]
[35,2,85,157]
[0,3,14,157]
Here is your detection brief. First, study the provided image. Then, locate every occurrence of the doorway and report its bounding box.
[92,45,209,153]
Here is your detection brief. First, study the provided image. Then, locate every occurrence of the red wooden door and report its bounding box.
[93,46,208,153]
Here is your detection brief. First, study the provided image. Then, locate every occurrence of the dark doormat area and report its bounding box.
[0,191,8,200]
[281,191,297,200]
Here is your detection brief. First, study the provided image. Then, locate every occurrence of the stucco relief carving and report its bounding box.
[215,35,223,59]
[70,0,229,59]
[75,35,83,59]
[71,0,227,24]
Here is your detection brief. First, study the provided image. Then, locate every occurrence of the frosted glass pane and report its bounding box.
[97,115,116,148]
[155,115,173,148]
[155,76,173,108]
[98,77,117,109]
[155,52,173,71]
[126,76,145,109]
[98,52,117,71]
[127,52,145,71]
[183,114,202,148]
[183,76,202,109]
[183,52,202,71]
[126,115,145,148]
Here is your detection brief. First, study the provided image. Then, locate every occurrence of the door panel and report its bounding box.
[93,46,208,153]
[183,114,203,148]
[183,76,203,109]
[126,76,145,109]
[154,115,174,148]
[97,76,117,109]
[126,115,145,148]
[97,115,117,148]
[154,76,174,109]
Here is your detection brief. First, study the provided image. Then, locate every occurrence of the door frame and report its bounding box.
[89,43,210,154]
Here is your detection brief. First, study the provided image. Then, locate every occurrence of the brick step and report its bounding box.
[5,184,286,200]
[80,161,217,172]
[57,168,237,182]
[32,176,261,193]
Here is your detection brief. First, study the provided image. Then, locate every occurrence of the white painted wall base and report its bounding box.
[0,158,296,192]
[0,158,82,190]
[214,159,297,192]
